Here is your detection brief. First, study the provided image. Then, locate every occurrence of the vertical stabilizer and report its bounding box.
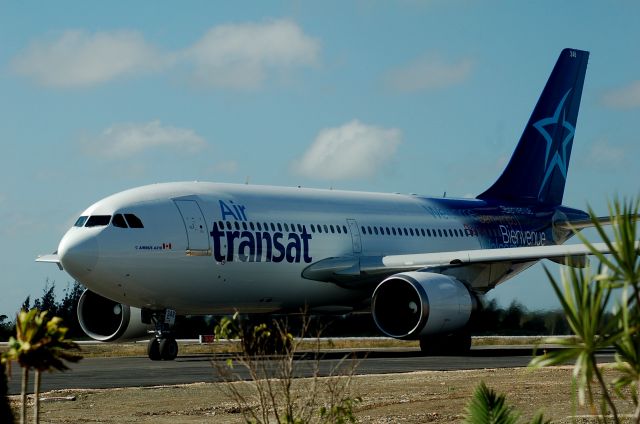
[477,48,589,206]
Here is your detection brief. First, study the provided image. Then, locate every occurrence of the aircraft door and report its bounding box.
[346,219,362,254]
[174,199,211,256]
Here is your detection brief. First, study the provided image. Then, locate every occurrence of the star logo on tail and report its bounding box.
[533,89,574,200]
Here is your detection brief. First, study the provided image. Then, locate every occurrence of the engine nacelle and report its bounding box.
[371,272,474,339]
[77,290,152,341]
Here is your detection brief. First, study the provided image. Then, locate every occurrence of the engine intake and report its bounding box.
[371,272,474,339]
[77,290,152,341]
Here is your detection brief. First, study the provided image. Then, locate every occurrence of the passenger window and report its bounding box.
[311,224,316,233]
[270,223,276,231]
[361,226,366,234]
[336,226,341,234]
[250,222,255,231]
[318,225,323,234]
[86,215,112,227]
[226,221,232,230]
[403,228,408,236]
[284,223,289,232]
[330,225,335,233]
[343,226,348,233]
[234,222,240,230]
[257,222,262,230]
[242,222,247,230]
[277,223,282,231]
[374,227,379,235]
[323,225,329,233]
[112,214,128,228]
[392,228,396,236]
[298,224,303,232]
[74,216,88,227]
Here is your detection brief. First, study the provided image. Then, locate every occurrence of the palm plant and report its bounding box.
[463,381,548,424]
[1,309,81,424]
[529,198,640,422]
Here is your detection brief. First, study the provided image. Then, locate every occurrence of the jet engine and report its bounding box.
[77,289,152,341]
[371,272,475,339]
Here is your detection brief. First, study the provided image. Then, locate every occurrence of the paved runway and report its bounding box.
[5,346,614,395]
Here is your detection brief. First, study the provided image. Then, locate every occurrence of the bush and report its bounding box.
[212,312,360,424]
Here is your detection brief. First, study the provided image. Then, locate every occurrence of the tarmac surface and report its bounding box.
[5,346,615,395]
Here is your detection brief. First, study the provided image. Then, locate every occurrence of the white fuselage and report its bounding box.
[57,182,498,314]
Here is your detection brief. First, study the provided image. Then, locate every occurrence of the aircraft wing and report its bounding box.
[381,242,618,268]
[35,253,63,270]
[302,242,628,288]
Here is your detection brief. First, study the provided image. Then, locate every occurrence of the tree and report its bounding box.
[1,309,82,424]
[0,361,14,424]
[0,315,13,341]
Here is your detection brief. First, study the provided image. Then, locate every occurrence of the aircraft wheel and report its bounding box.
[159,337,179,360]
[147,338,161,361]
[419,329,471,356]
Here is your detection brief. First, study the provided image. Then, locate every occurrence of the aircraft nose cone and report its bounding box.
[58,230,99,280]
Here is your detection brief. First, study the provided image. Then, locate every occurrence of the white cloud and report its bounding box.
[603,81,640,109]
[384,56,473,92]
[584,139,628,168]
[11,30,168,87]
[185,20,320,89]
[12,21,319,90]
[293,120,402,180]
[82,120,206,158]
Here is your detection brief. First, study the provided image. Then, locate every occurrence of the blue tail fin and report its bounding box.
[477,48,589,206]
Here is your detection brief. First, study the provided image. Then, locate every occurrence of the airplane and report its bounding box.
[38,48,610,360]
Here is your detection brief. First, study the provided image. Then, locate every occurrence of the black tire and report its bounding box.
[159,337,179,360]
[147,338,161,361]
[419,330,472,356]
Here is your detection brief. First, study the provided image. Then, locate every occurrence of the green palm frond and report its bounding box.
[1,309,81,373]
[463,382,519,424]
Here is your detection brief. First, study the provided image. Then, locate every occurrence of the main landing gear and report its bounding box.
[419,328,472,356]
[145,309,179,361]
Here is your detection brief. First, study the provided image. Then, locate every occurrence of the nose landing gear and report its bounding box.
[145,308,179,361]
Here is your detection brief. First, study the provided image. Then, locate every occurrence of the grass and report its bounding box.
[0,335,570,358]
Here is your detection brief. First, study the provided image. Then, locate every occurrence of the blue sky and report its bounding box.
[1,1,639,317]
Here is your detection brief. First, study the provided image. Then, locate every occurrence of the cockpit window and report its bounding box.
[124,214,144,228]
[112,214,128,228]
[85,215,112,227]
[74,216,88,227]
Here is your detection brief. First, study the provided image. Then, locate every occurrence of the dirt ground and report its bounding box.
[7,366,633,423]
